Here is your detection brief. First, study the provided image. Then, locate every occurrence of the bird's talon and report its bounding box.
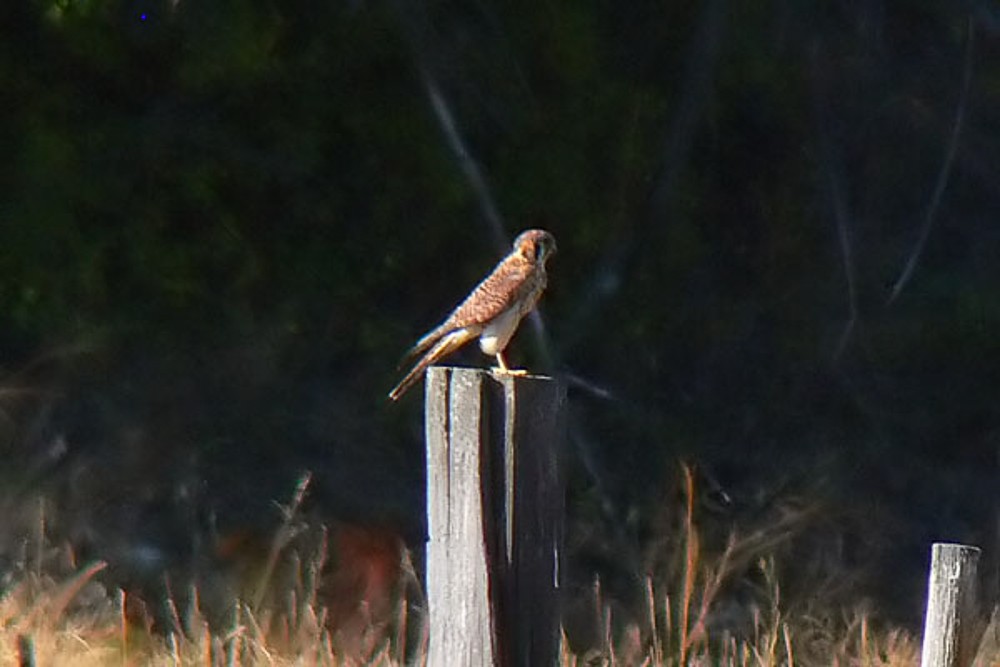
[491,367,529,376]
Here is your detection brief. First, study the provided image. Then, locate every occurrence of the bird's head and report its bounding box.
[513,229,557,265]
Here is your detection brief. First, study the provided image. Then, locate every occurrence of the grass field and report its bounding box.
[1,470,997,666]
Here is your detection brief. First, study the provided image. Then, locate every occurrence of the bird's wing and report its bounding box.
[397,321,453,367]
[388,327,478,401]
[443,255,533,331]
[398,254,533,366]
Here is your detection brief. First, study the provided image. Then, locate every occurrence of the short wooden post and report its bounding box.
[17,634,35,667]
[424,366,565,667]
[919,542,981,667]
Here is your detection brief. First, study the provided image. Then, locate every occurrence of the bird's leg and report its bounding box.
[492,352,528,376]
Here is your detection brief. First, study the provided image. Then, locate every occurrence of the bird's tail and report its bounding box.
[388,329,474,401]
[396,322,449,368]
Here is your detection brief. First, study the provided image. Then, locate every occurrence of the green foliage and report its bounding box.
[3,0,451,350]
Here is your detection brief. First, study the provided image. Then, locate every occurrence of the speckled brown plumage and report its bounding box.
[388,229,557,401]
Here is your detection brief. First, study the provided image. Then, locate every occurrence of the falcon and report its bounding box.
[388,229,557,401]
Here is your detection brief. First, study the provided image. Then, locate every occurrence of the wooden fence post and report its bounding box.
[424,366,565,667]
[919,542,981,667]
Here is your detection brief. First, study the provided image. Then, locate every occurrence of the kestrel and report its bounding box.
[388,229,557,401]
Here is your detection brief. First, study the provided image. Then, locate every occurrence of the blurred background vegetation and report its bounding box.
[1,0,998,648]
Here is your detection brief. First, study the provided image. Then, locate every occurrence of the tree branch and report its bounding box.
[886,16,975,304]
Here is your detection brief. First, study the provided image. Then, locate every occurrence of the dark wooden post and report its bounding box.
[424,366,565,667]
[919,542,981,667]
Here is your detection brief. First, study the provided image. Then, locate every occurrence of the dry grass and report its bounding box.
[0,474,423,666]
[0,468,997,666]
[556,465,999,667]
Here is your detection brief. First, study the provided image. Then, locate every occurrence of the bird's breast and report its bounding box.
[478,306,523,356]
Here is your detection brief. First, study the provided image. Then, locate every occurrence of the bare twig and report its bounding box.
[886,16,975,304]
[828,159,858,361]
[253,471,313,612]
[810,41,859,361]
[15,560,108,631]
[420,70,509,252]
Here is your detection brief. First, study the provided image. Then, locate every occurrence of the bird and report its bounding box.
[388,229,557,401]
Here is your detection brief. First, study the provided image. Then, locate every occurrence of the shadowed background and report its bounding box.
[1,0,998,638]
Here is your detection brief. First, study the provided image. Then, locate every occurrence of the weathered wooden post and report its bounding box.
[17,634,35,667]
[919,542,981,667]
[424,366,565,667]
